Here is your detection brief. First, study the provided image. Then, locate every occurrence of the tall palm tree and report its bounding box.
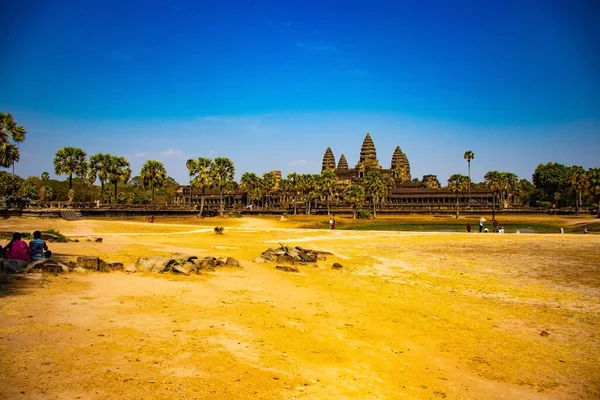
[0,113,27,174]
[447,174,470,219]
[185,158,198,205]
[463,151,475,204]
[191,157,212,216]
[108,156,131,202]
[210,157,235,216]
[240,172,262,207]
[344,184,365,219]
[88,153,112,193]
[140,160,167,205]
[286,173,300,215]
[41,171,50,182]
[0,142,20,173]
[586,167,600,218]
[364,170,388,218]
[321,169,337,215]
[261,172,276,209]
[53,147,88,190]
[569,166,587,215]
[484,171,502,220]
[498,172,518,207]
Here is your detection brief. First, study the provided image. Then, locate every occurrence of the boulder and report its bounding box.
[276,254,295,265]
[332,263,343,270]
[273,248,286,256]
[317,253,327,261]
[172,263,191,276]
[1,259,29,273]
[24,259,69,274]
[287,248,299,259]
[107,262,124,272]
[86,237,103,243]
[276,265,299,273]
[77,256,101,271]
[253,256,267,263]
[72,267,87,273]
[125,264,137,273]
[199,257,217,271]
[41,233,61,242]
[225,257,240,267]
[260,250,276,261]
[135,256,173,273]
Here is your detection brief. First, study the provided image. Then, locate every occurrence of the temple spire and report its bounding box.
[321,147,336,172]
[337,154,348,170]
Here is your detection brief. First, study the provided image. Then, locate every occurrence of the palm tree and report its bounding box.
[286,173,300,215]
[191,157,212,216]
[463,151,475,204]
[41,171,50,182]
[53,147,88,190]
[0,112,26,173]
[210,157,235,216]
[321,169,337,215]
[586,167,600,218]
[261,172,276,209]
[448,174,470,219]
[240,172,262,208]
[140,160,167,205]
[364,170,388,218]
[498,172,518,207]
[302,174,322,215]
[484,171,502,220]
[344,184,365,219]
[108,156,131,202]
[88,153,112,193]
[185,158,198,205]
[569,166,587,215]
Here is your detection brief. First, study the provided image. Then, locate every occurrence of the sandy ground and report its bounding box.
[0,216,599,399]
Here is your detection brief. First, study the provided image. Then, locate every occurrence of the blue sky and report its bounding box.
[1,0,599,184]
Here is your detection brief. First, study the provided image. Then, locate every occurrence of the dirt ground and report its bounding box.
[0,215,599,399]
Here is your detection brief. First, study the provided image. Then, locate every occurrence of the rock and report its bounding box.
[134,256,172,273]
[86,237,103,243]
[172,264,191,276]
[77,256,101,271]
[276,265,299,273]
[107,262,124,271]
[332,263,343,270]
[24,259,68,274]
[317,253,327,261]
[41,233,60,242]
[225,257,240,267]
[277,254,295,265]
[69,238,80,243]
[199,257,216,271]
[287,248,299,259]
[72,267,87,273]
[253,256,267,263]
[273,248,286,256]
[170,253,198,264]
[260,250,276,261]
[125,265,137,273]
[303,252,318,263]
[1,259,28,273]
[540,330,549,337]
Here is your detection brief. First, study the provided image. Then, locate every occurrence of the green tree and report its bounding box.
[88,153,112,193]
[321,169,337,215]
[285,173,301,215]
[0,171,22,197]
[364,170,388,218]
[41,171,50,182]
[210,157,235,216]
[240,172,262,207]
[344,184,365,219]
[185,158,198,205]
[448,174,470,219]
[108,156,131,202]
[18,177,39,199]
[463,150,475,204]
[532,162,569,208]
[569,166,587,215]
[498,172,518,207]
[586,168,600,218]
[0,112,27,173]
[53,147,88,190]
[191,157,212,216]
[484,171,502,220]
[261,172,276,209]
[140,160,167,205]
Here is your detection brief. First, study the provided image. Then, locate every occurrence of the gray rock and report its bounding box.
[226,257,240,267]
[1,259,28,273]
[273,248,286,256]
[276,265,299,273]
[172,264,191,276]
[287,249,299,258]
[77,256,101,271]
[41,233,60,242]
[125,265,137,273]
[135,256,172,273]
[86,237,103,243]
[107,262,124,271]
[24,259,68,274]
[332,263,343,270]
[276,254,295,265]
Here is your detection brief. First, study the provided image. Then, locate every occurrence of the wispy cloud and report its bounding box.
[161,148,183,157]
[288,159,308,166]
[133,152,148,158]
[296,41,340,54]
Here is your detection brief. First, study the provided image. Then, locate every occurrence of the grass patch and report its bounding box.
[42,228,69,242]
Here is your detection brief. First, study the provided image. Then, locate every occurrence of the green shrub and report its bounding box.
[214,226,225,235]
[42,228,68,242]
[356,210,371,219]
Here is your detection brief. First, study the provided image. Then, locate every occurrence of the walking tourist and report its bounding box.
[493,219,499,232]
[29,230,52,260]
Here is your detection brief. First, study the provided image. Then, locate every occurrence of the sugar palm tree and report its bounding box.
[53,147,88,190]
[0,142,19,173]
[364,170,388,218]
[191,157,212,216]
[321,169,337,215]
[261,172,276,209]
[108,156,131,202]
[0,113,26,173]
[463,151,475,203]
[240,172,262,208]
[88,153,112,193]
[41,171,50,182]
[140,160,167,205]
[448,173,470,219]
[210,157,235,216]
[586,167,600,218]
[344,184,365,219]
[286,173,300,215]
[185,158,198,205]
[484,171,502,220]
[569,166,587,215]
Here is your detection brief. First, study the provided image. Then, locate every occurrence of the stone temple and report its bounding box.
[321,133,411,188]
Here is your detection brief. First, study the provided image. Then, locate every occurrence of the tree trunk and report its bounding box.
[467,160,471,205]
[189,179,193,205]
[69,174,73,190]
[151,183,155,205]
[456,195,460,219]
[293,194,297,215]
[327,194,330,215]
[575,189,580,215]
[352,205,356,219]
[114,182,118,203]
[492,193,496,221]
[199,187,205,217]
[219,189,224,216]
[373,197,377,218]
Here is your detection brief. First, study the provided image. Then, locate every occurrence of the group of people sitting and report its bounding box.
[1,231,52,262]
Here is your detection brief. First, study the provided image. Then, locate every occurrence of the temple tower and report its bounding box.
[391,146,411,182]
[321,147,336,172]
[337,154,349,170]
[357,133,380,169]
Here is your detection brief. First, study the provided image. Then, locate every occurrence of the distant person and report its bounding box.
[499,227,505,233]
[466,223,471,233]
[560,227,564,234]
[483,227,489,233]
[332,218,337,230]
[3,232,30,262]
[479,219,483,233]
[493,219,499,232]
[583,226,588,234]
[29,230,51,260]
[329,217,333,230]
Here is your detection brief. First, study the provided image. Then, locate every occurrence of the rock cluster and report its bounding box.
[256,245,332,272]
[130,253,241,275]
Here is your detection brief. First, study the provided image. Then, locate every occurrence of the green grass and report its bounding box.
[41,228,69,242]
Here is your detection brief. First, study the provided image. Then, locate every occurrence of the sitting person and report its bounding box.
[3,232,31,262]
[29,230,51,260]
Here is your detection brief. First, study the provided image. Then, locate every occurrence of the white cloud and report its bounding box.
[161,149,183,157]
[288,159,308,166]
[133,152,148,158]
